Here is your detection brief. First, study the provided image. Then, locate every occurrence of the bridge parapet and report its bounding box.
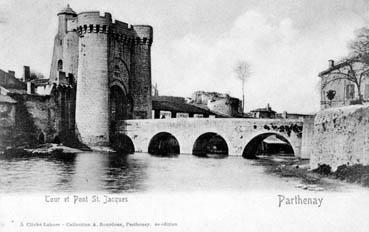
[115,118,304,157]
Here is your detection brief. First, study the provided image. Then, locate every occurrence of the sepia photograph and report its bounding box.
[1,0,369,231]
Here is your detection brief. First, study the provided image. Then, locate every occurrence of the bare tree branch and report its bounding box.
[233,61,251,113]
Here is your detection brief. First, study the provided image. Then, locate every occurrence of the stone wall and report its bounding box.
[0,97,16,149]
[0,69,26,90]
[311,105,369,171]
[300,115,315,159]
[8,93,58,146]
[207,97,241,117]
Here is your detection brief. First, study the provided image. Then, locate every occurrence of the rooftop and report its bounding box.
[0,95,17,104]
[152,96,228,117]
[57,4,77,16]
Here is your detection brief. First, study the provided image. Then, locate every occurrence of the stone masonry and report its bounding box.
[116,118,304,157]
[311,105,369,171]
[49,5,153,146]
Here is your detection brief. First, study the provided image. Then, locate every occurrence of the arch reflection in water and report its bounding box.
[192,132,228,158]
[242,133,294,159]
[148,132,180,157]
[66,152,146,192]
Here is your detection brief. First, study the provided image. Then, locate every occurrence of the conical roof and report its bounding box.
[57,4,76,16]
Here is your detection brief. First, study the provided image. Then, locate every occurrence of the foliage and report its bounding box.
[326,90,336,101]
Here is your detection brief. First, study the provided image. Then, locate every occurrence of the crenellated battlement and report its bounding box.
[77,12,111,28]
[77,24,111,36]
[132,25,153,45]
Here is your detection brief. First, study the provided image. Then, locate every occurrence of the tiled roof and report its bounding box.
[152,96,226,117]
[0,95,17,104]
[31,78,50,86]
[251,107,276,113]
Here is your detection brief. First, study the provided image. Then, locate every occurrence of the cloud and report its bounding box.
[153,10,365,113]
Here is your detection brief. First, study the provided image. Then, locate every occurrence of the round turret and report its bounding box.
[132,25,153,44]
[57,4,77,16]
[75,11,112,146]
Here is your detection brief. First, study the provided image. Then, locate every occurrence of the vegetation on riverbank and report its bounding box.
[255,156,369,190]
[313,164,369,187]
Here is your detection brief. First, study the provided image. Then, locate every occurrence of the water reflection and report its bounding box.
[0,152,147,193]
[1,152,366,193]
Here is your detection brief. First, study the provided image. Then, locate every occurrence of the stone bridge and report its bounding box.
[113,118,305,158]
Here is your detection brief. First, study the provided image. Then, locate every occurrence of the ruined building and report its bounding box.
[190,91,242,117]
[49,5,153,146]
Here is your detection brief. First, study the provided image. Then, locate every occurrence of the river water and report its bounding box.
[0,152,365,193]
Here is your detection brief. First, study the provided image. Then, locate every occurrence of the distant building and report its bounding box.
[250,104,276,118]
[319,59,369,109]
[276,111,314,120]
[190,91,242,117]
[0,68,26,93]
[152,96,226,119]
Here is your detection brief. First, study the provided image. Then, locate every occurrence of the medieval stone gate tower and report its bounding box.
[50,5,153,146]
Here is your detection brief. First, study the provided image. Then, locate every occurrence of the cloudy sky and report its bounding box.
[1,0,369,113]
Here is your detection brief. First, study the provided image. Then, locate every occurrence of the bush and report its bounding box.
[361,174,369,187]
[335,164,369,183]
[335,165,350,180]
[312,164,332,175]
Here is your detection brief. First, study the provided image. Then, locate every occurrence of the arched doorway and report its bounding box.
[111,134,135,154]
[110,85,130,121]
[148,132,180,156]
[192,133,228,158]
[242,133,294,159]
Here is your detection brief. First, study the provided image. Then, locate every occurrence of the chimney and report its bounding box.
[328,60,334,68]
[23,66,30,82]
[267,103,271,110]
[8,70,15,77]
[27,82,32,94]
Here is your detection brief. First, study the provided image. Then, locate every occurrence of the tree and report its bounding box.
[349,27,369,60]
[234,61,251,113]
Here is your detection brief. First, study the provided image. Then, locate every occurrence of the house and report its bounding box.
[250,104,276,118]
[319,59,369,109]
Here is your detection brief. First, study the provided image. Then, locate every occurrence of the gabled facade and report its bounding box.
[319,59,369,109]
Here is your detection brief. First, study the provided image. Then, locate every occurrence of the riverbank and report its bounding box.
[255,155,369,190]
[1,143,83,157]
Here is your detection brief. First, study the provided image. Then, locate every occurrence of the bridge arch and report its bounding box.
[148,132,180,156]
[111,133,135,154]
[192,132,229,158]
[242,131,295,159]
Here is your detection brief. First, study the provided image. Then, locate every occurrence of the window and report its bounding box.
[57,60,63,71]
[114,65,120,77]
[346,84,355,100]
